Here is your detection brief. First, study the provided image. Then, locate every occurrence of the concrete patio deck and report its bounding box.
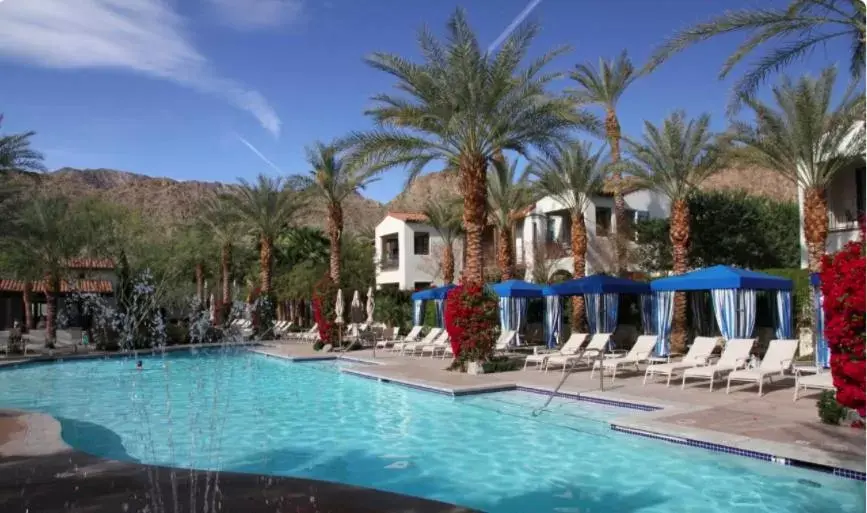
[256,343,866,475]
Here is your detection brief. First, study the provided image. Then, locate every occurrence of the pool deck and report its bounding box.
[254,344,867,476]
[0,410,477,513]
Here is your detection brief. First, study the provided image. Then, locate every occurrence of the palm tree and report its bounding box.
[726,67,865,273]
[527,141,607,329]
[487,157,534,280]
[569,51,641,275]
[623,111,726,352]
[346,8,592,285]
[646,0,866,106]
[2,194,85,345]
[200,193,245,311]
[301,141,379,285]
[220,174,308,295]
[422,197,464,284]
[0,121,45,174]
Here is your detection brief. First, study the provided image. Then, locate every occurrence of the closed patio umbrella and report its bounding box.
[366,286,375,325]
[351,290,362,325]
[335,289,345,325]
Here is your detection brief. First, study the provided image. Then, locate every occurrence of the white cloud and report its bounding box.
[0,0,281,135]
[205,0,304,30]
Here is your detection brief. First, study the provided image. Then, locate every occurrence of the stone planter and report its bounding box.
[466,361,485,375]
[798,327,814,359]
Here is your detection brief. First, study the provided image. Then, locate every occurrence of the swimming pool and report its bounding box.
[0,349,862,513]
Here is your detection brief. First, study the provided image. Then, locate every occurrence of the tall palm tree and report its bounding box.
[623,112,726,352]
[301,141,379,285]
[487,157,534,281]
[422,197,464,284]
[527,141,607,329]
[346,8,593,285]
[0,122,45,174]
[220,174,308,295]
[727,67,865,273]
[569,51,641,275]
[200,193,245,310]
[647,0,866,107]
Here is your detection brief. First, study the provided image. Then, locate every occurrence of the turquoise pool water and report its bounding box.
[0,349,862,513]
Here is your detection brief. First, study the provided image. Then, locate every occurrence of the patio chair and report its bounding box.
[420,331,451,357]
[375,326,402,349]
[643,336,720,386]
[681,338,755,391]
[298,324,319,341]
[793,370,835,401]
[591,335,659,382]
[401,328,442,355]
[494,330,517,352]
[523,333,588,370]
[388,325,423,351]
[544,333,612,375]
[726,339,798,395]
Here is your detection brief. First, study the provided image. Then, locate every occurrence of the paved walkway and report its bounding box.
[256,343,866,473]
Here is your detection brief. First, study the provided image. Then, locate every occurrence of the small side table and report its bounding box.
[646,353,683,365]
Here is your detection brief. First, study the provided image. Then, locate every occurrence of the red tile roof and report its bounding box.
[66,258,115,270]
[387,212,429,223]
[0,280,113,294]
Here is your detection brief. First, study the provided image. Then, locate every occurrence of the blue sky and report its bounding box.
[0,0,855,203]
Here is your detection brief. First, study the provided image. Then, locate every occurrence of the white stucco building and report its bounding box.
[374,189,670,290]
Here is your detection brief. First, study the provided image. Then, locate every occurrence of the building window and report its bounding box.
[413,282,432,290]
[596,207,612,236]
[414,233,430,255]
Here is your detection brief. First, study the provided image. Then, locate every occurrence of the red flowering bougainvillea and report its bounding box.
[444,283,498,368]
[311,274,339,345]
[820,225,866,418]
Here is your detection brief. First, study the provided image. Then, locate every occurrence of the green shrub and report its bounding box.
[165,323,189,346]
[423,300,437,327]
[817,390,846,425]
[313,341,324,351]
[482,356,522,373]
[761,268,812,329]
[373,288,413,331]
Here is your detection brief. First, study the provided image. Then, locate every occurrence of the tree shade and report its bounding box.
[650,265,793,292]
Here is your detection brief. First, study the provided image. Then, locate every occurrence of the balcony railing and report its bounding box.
[380,256,400,270]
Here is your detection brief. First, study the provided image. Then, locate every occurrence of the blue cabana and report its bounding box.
[541,274,653,349]
[489,280,544,346]
[650,265,794,357]
[410,284,456,328]
[810,273,829,368]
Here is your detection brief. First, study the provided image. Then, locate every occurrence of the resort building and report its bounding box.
[374,188,670,290]
[0,258,116,330]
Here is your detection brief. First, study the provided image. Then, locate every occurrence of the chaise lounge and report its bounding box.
[681,338,755,391]
[643,336,719,386]
[726,339,798,395]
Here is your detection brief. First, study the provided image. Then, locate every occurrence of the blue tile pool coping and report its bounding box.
[610,425,866,482]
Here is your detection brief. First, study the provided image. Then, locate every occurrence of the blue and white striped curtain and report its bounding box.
[774,290,793,339]
[544,295,562,348]
[498,297,509,333]
[434,299,445,328]
[498,297,527,345]
[639,294,654,335]
[515,297,528,345]
[413,300,423,326]
[654,291,675,357]
[815,286,829,368]
[585,293,601,334]
[711,289,757,341]
[602,293,618,350]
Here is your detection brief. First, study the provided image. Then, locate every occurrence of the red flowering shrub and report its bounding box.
[444,283,498,367]
[820,226,866,419]
[312,275,339,345]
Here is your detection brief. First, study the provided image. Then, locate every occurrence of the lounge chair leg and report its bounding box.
[758,380,763,396]
[709,377,714,392]
[666,373,672,387]
[643,369,649,385]
[681,375,687,389]
[726,376,731,394]
[611,366,617,383]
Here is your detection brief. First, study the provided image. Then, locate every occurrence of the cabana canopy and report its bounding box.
[810,273,820,286]
[542,274,651,296]
[411,284,456,300]
[650,265,793,292]
[489,279,544,298]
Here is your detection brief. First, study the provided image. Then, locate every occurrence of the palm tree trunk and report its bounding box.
[669,199,690,353]
[571,211,588,331]
[260,236,273,295]
[607,109,628,277]
[44,273,59,347]
[328,202,343,284]
[22,282,33,331]
[803,186,829,273]
[459,154,488,285]
[221,244,231,305]
[497,226,515,281]
[442,243,455,284]
[195,263,205,304]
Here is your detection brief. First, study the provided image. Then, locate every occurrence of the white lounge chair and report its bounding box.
[793,370,835,401]
[591,335,659,382]
[402,328,442,355]
[545,333,612,374]
[495,330,517,352]
[523,333,588,370]
[726,339,798,395]
[681,338,755,391]
[387,325,422,351]
[420,331,451,357]
[643,337,720,386]
[375,326,403,349]
[299,324,319,341]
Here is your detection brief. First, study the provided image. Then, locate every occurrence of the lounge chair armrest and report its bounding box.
[733,357,749,368]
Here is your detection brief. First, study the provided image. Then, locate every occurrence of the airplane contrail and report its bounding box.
[235,134,283,174]
[487,0,544,54]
